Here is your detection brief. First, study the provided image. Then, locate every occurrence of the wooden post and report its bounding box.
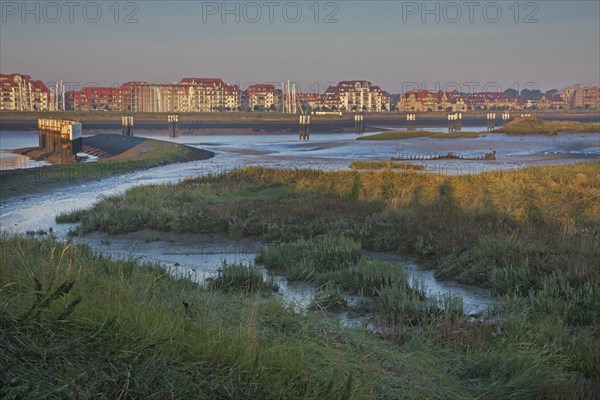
[355,114,365,135]
[168,114,179,137]
[299,114,310,140]
[122,116,134,136]
[407,113,416,131]
[487,113,496,131]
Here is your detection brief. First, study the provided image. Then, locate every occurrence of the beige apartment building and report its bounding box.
[398,90,467,112]
[67,79,242,112]
[545,85,599,110]
[246,84,282,111]
[570,85,600,109]
[536,93,567,110]
[141,78,241,112]
[1,73,53,111]
[322,81,390,112]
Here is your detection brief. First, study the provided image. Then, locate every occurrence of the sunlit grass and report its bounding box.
[494,117,600,134]
[350,160,426,170]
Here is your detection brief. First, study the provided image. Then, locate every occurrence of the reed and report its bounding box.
[208,262,278,294]
[2,235,598,398]
[256,235,362,281]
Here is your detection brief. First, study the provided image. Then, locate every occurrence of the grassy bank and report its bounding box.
[357,130,481,140]
[493,118,600,135]
[59,163,599,288]
[2,235,599,398]
[0,136,213,199]
[50,162,600,396]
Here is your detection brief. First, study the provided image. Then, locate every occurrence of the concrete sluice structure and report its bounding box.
[37,118,83,163]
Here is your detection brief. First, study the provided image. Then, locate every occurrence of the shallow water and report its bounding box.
[66,231,495,316]
[2,130,599,174]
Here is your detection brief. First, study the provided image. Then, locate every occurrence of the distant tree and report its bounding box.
[438,106,444,111]
[521,88,543,100]
[504,88,519,98]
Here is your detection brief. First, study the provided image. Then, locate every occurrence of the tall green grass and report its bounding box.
[2,235,598,398]
[208,262,278,294]
[57,163,600,304]
[314,259,411,296]
[256,235,362,281]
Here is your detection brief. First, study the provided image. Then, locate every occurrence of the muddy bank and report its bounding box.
[1,135,215,200]
[13,133,214,163]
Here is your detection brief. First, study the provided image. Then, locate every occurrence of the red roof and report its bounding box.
[247,84,276,90]
[0,73,45,91]
[180,78,224,85]
[246,84,279,95]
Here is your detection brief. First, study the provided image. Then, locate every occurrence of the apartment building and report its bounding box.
[322,81,390,112]
[65,78,242,112]
[0,73,53,111]
[246,84,282,111]
[567,85,600,109]
[536,93,567,110]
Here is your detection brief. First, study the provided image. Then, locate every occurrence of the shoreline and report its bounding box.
[1,110,598,133]
[0,135,214,200]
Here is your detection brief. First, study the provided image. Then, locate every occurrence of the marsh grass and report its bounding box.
[58,162,600,300]
[309,285,348,312]
[256,235,362,281]
[314,259,410,296]
[208,262,278,294]
[46,163,600,396]
[2,235,599,398]
[350,160,426,171]
[494,118,600,135]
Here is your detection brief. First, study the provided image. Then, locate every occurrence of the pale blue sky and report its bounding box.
[1,1,598,93]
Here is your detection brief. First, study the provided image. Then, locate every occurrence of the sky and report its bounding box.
[1,0,599,94]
